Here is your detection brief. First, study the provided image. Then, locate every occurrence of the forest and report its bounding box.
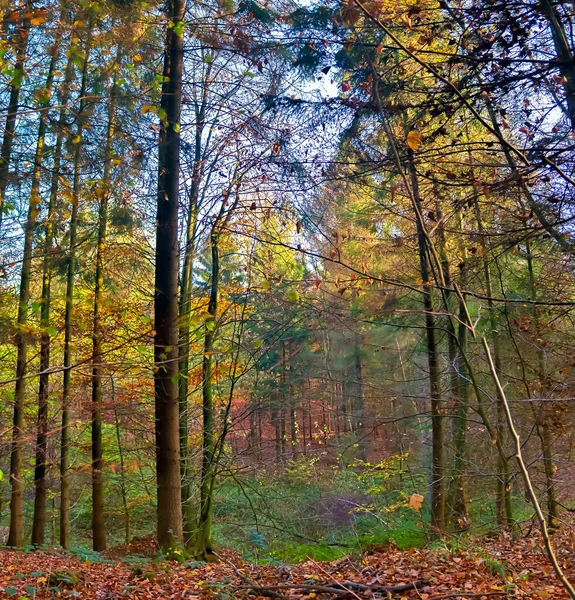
[0,0,575,597]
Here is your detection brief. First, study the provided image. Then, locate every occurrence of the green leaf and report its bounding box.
[173,122,181,133]
[286,289,299,303]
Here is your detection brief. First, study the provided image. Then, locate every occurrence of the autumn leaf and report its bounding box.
[407,130,423,151]
[408,493,424,512]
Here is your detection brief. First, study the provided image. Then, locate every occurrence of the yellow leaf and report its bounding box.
[133,53,142,62]
[72,135,81,144]
[407,130,423,151]
[30,16,46,25]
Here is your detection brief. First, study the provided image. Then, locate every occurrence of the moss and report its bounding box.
[49,570,80,587]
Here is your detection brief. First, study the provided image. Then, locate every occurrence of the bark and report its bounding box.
[90,52,119,553]
[526,240,560,529]
[271,391,281,464]
[8,14,57,547]
[350,290,365,459]
[178,73,209,544]
[112,379,130,545]
[0,6,30,229]
[449,210,471,530]
[30,33,62,548]
[195,230,220,558]
[407,152,445,533]
[538,0,575,129]
[472,197,514,528]
[154,0,186,549]
[60,25,93,550]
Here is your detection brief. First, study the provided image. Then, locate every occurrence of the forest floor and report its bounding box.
[1,518,574,599]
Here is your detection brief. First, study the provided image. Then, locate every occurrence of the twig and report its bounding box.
[305,556,363,600]
[425,593,507,600]
[239,580,432,596]
[212,551,286,599]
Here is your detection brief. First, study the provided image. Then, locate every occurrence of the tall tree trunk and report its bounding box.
[178,79,208,544]
[30,32,62,548]
[154,0,186,549]
[90,52,119,553]
[60,25,93,550]
[285,343,297,459]
[7,11,56,547]
[472,196,514,528]
[195,229,220,558]
[407,151,445,533]
[451,210,471,529]
[526,240,559,529]
[350,289,365,459]
[0,6,30,229]
[272,391,281,465]
[112,377,130,545]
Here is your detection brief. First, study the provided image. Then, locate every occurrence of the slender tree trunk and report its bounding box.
[30,33,62,548]
[272,390,281,465]
[538,0,575,129]
[90,53,119,553]
[407,151,445,533]
[60,25,93,550]
[0,7,30,229]
[7,13,56,547]
[472,196,514,528]
[526,240,560,529]
[451,211,471,529]
[154,0,186,549]
[113,384,130,545]
[195,230,220,558]
[178,89,207,544]
[350,289,365,459]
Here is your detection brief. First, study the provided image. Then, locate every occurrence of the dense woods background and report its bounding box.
[0,0,575,574]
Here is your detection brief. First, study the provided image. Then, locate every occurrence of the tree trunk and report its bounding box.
[447,209,471,530]
[0,7,30,229]
[112,378,130,545]
[350,289,365,460]
[30,32,61,549]
[526,240,559,529]
[60,25,93,550]
[472,196,514,529]
[154,0,186,549]
[178,78,208,544]
[90,52,119,553]
[407,151,445,533]
[272,391,281,465]
[538,0,575,129]
[195,230,220,558]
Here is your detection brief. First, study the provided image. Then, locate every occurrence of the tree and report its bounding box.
[154,0,186,549]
